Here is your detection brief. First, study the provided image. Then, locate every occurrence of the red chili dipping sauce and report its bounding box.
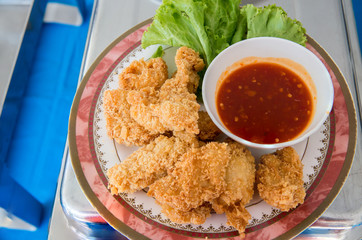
[216,60,314,144]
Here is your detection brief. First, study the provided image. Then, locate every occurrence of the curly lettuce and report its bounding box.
[151,46,165,58]
[232,4,307,46]
[142,0,241,66]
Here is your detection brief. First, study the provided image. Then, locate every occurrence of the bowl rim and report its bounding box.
[202,37,334,149]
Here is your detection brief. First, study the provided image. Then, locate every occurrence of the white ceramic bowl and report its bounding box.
[202,37,334,149]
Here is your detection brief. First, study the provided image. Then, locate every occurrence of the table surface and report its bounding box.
[48,0,362,239]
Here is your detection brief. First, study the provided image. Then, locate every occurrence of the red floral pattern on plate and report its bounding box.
[70,23,354,240]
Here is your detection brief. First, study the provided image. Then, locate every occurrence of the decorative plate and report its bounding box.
[68,19,357,240]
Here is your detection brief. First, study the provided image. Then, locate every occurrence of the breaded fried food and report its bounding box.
[103,89,158,146]
[103,57,168,146]
[153,94,200,134]
[171,111,221,144]
[256,147,306,212]
[161,202,212,225]
[105,47,203,144]
[127,47,203,135]
[151,47,204,134]
[118,57,168,90]
[197,111,222,141]
[148,142,229,212]
[172,130,200,148]
[211,141,255,212]
[225,203,251,239]
[211,140,255,237]
[128,84,200,134]
[126,87,166,133]
[173,46,205,93]
[107,135,197,194]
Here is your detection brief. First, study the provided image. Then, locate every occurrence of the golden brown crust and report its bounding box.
[211,140,255,212]
[225,202,251,239]
[103,89,158,146]
[148,142,229,212]
[210,140,255,238]
[107,135,198,194]
[174,46,205,93]
[122,47,203,136]
[172,130,200,148]
[118,57,168,90]
[127,87,166,133]
[160,202,212,225]
[197,111,222,141]
[256,147,306,212]
[104,47,204,146]
[152,47,203,134]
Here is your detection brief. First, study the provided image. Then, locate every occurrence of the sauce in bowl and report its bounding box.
[216,57,315,144]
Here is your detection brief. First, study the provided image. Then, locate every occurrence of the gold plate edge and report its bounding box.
[68,18,153,240]
[68,20,358,239]
[275,35,358,240]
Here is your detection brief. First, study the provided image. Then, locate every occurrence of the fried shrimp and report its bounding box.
[148,142,229,212]
[103,88,158,146]
[107,135,198,194]
[118,57,168,90]
[256,147,306,212]
[211,140,255,237]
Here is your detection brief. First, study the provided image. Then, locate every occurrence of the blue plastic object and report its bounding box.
[352,0,362,49]
[0,165,43,230]
[0,0,93,239]
[0,0,47,233]
[50,0,86,18]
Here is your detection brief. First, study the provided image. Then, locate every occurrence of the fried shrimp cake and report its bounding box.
[173,46,205,93]
[256,147,306,212]
[148,142,229,212]
[211,141,255,212]
[127,47,204,135]
[118,57,168,90]
[107,135,197,194]
[103,89,158,146]
[211,140,255,238]
[126,87,166,133]
[197,111,222,141]
[160,202,212,225]
[103,57,168,146]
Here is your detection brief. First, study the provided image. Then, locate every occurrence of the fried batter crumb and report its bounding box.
[118,57,168,90]
[197,111,222,141]
[256,147,306,212]
[107,135,198,194]
[148,142,229,212]
[103,88,158,146]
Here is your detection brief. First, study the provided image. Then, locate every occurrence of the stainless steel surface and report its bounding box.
[49,0,362,239]
[48,145,79,240]
[343,0,362,121]
[0,0,33,4]
[0,2,33,113]
[84,0,158,71]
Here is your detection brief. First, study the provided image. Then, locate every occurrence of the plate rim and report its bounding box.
[275,35,357,240]
[68,18,357,240]
[68,18,155,240]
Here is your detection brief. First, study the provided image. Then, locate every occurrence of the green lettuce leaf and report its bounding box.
[142,0,209,63]
[233,4,307,46]
[231,7,248,44]
[142,0,241,65]
[203,0,241,56]
[151,46,165,58]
